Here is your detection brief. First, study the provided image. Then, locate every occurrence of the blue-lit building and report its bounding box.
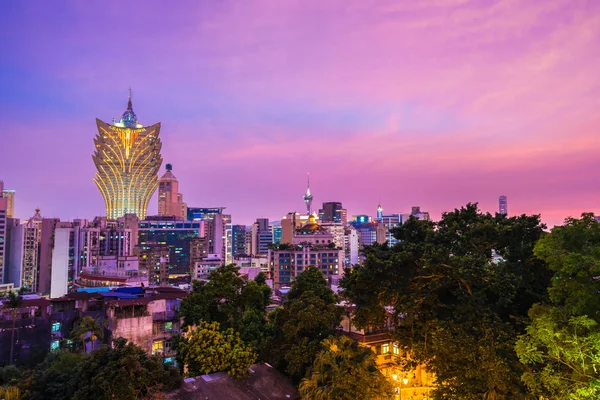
[186,207,226,222]
[185,207,232,264]
[138,220,202,275]
[353,215,370,224]
[272,225,282,244]
[232,225,250,257]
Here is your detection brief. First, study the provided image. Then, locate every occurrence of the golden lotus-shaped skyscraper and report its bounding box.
[93,92,162,220]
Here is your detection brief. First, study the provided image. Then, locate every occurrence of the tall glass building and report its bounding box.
[93,91,163,220]
[138,220,202,275]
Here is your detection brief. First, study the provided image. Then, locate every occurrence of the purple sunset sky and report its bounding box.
[0,0,598,226]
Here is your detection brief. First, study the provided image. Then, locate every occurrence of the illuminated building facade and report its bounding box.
[138,219,202,275]
[0,181,7,283]
[268,216,343,287]
[7,209,43,292]
[303,175,313,216]
[1,186,14,219]
[158,164,184,219]
[93,91,163,220]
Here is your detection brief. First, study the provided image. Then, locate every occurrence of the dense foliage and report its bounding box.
[71,315,106,352]
[12,338,180,400]
[516,213,600,399]
[178,321,257,379]
[299,335,393,400]
[268,267,344,382]
[178,265,272,358]
[341,204,551,399]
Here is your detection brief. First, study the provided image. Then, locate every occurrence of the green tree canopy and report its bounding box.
[71,315,106,352]
[178,264,273,359]
[74,338,181,400]
[268,267,343,381]
[516,213,600,399]
[179,264,246,328]
[22,338,180,400]
[24,351,83,400]
[299,335,393,400]
[2,291,23,366]
[178,321,257,379]
[341,203,551,399]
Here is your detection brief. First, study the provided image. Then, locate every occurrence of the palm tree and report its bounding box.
[72,316,106,353]
[2,291,23,365]
[299,336,393,400]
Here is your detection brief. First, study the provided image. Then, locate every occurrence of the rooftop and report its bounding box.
[166,363,299,400]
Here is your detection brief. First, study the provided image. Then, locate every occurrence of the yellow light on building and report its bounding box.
[93,93,162,220]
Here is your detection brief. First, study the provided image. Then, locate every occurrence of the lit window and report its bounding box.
[152,340,164,354]
[393,343,399,355]
[383,343,390,354]
[52,322,61,332]
[51,340,60,351]
[165,321,173,331]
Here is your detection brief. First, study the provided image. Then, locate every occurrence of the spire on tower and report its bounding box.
[303,173,313,216]
[120,88,138,128]
[127,87,133,110]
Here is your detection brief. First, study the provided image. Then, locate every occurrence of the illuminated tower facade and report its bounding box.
[93,91,163,220]
[303,175,313,216]
[1,187,14,219]
[158,164,184,218]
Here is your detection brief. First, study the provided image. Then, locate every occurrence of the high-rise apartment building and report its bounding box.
[319,202,347,224]
[281,212,310,244]
[272,225,282,244]
[138,219,202,275]
[93,91,163,220]
[158,164,184,219]
[344,226,359,267]
[269,216,343,287]
[38,217,60,294]
[251,218,272,257]
[7,209,43,291]
[140,245,169,286]
[48,218,137,297]
[50,219,99,298]
[186,207,232,263]
[232,225,251,257]
[0,182,7,283]
[1,184,14,219]
[499,195,508,215]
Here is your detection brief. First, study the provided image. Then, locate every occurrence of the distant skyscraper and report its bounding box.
[319,202,345,224]
[272,225,282,244]
[138,219,202,275]
[499,195,508,215]
[7,209,43,291]
[158,164,184,218]
[0,182,7,283]
[1,184,14,219]
[251,218,272,257]
[303,175,313,216]
[186,207,232,263]
[232,225,250,257]
[93,90,163,220]
[377,204,383,221]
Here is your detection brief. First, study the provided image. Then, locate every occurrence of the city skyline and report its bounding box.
[1,0,599,226]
